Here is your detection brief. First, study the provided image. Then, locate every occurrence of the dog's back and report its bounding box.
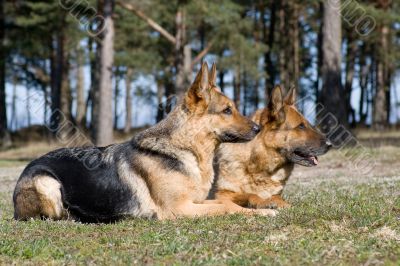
[13,63,277,222]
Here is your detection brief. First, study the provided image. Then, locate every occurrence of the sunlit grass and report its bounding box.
[0,145,399,264]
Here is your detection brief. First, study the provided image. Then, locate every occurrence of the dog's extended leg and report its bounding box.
[173,200,277,218]
[212,199,279,215]
[216,191,290,209]
[248,194,291,209]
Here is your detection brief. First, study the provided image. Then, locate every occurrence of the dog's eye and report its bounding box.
[297,123,306,130]
[223,107,232,115]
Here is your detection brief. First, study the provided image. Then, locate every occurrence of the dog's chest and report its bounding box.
[183,152,214,200]
[250,167,292,198]
[270,167,291,182]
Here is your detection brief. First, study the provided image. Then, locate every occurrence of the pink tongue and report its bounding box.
[310,156,319,165]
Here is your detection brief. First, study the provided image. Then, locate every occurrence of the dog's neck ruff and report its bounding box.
[132,104,218,180]
[248,135,293,175]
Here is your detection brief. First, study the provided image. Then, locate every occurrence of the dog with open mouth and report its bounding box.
[211,85,331,209]
[13,63,277,223]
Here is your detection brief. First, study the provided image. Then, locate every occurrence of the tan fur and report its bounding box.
[117,160,160,217]
[129,63,277,218]
[14,176,66,220]
[215,137,294,208]
[133,110,275,219]
[14,63,276,221]
[214,86,328,209]
[250,109,264,124]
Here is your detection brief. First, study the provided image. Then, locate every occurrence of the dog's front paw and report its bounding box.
[249,197,291,209]
[248,201,281,209]
[262,202,279,209]
[275,201,291,208]
[254,209,278,217]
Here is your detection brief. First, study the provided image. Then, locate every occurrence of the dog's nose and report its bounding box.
[252,124,261,134]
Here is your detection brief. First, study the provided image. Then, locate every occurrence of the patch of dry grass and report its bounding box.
[0,142,60,161]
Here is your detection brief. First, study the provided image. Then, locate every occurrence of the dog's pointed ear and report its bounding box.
[260,85,285,125]
[209,62,217,86]
[193,61,209,90]
[269,85,284,114]
[284,86,296,106]
[185,62,210,111]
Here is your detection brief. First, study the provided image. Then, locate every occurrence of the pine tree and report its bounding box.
[372,0,391,129]
[0,0,11,148]
[318,0,347,134]
[92,0,114,146]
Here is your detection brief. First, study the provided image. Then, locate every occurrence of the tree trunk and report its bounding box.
[60,43,71,124]
[318,1,347,134]
[49,35,58,130]
[384,20,393,124]
[373,24,389,129]
[373,0,391,129]
[118,1,214,102]
[76,47,85,128]
[36,33,71,140]
[164,70,175,114]
[49,34,62,132]
[242,72,247,116]
[0,0,11,148]
[93,0,114,146]
[43,84,48,127]
[292,3,300,91]
[385,62,393,124]
[278,0,287,89]
[315,2,324,105]
[251,3,260,111]
[368,52,376,125]
[124,68,133,133]
[156,75,164,123]
[114,66,120,130]
[218,70,225,93]
[233,65,241,109]
[57,25,73,141]
[198,20,205,60]
[253,79,259,111]
[344,31,357,127]
[26,85,31,127]
[86,25,98,129]
[262,0,277,100]
[358,43,370,125]
[49,13,69,134]
[174,4,192,98]
[11,77,17,130]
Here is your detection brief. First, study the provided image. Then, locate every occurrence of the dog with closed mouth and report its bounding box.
[212,85,331,209]
[13,63,276,223]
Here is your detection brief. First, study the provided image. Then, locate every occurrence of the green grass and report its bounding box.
[0,147,400,265]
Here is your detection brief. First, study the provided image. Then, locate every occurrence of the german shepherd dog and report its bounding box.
[13,63,276,223]
[213,85,331,209]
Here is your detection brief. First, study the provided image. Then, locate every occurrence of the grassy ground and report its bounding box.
[0,139,399,265]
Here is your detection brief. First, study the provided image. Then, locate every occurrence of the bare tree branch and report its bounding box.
[116,1,176,44]
[191,41,214,67]
[13,62,50,86]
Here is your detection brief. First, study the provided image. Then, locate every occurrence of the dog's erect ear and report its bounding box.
[193,61,209,90]
[209,62,217,86]
[260,85,285,125]
[185,62,210,111]
[284,86,296,106]
[269,85,284,114]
